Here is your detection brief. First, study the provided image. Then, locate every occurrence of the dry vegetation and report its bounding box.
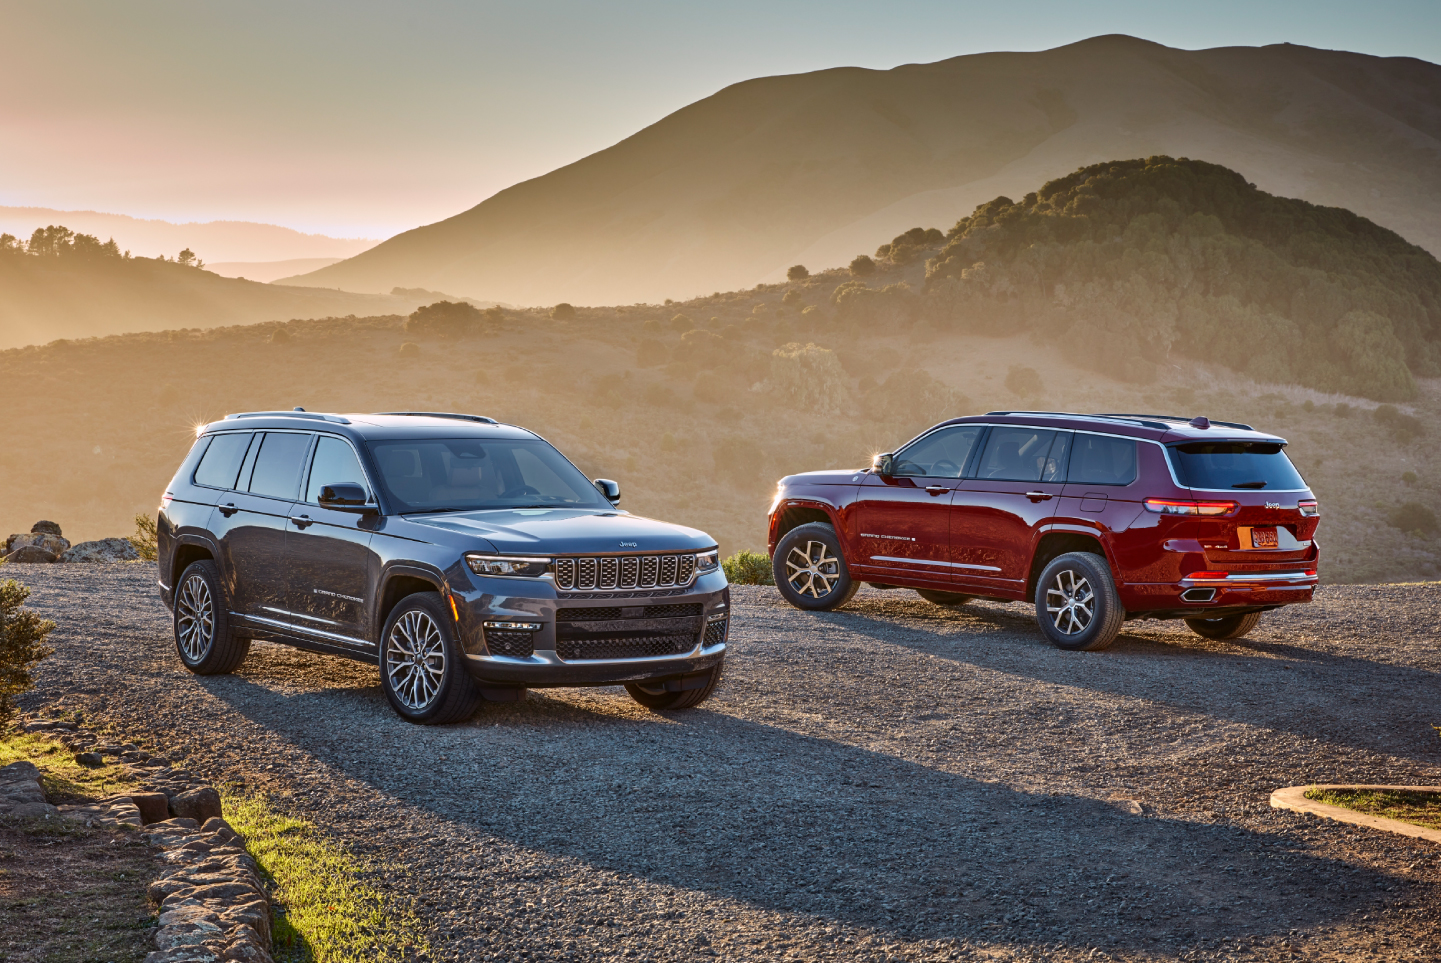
[0,255,1435,583]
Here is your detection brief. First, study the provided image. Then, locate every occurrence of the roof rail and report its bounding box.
[374,411,499,424]
[984,410,1169,429]
[223,411,351,424]
[1093,413,1255,431]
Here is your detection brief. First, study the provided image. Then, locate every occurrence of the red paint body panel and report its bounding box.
[766,413,1321,619]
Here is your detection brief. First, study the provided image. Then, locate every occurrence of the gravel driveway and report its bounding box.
[14,564,1441,962]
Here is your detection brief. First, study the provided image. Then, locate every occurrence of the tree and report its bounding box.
[178,248,196,266]
[551,302,576,320]
[28,225,75,256]
[786,264,809,281]
[0,580,55,730]
[849,255,876,277]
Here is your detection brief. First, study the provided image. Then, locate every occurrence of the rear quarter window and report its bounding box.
[192,432,253,489]
[1169,441,1307,491]
[1068,434,1137,486]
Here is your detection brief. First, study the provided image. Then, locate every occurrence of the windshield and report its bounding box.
[1169,441,1307,491]
[368,437,610,512]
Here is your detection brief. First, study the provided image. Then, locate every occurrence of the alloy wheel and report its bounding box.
[386,610,447,710]
[176,574,215,662]
[784,540,840,598]
[1045,568,1094,635]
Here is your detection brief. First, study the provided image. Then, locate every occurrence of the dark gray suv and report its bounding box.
[157,410,728,723]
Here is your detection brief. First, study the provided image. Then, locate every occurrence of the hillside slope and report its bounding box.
[283,35,1441,305]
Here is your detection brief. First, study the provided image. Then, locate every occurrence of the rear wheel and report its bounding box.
[174,560,250,674]
[625,660,724,711]
[773,523,859,611]
[1034,552,1124,651]
[1185,611,1262,640]
[916,589,973,607]
[380,593,482,725]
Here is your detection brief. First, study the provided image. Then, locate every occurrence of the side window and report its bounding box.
[192,433,253,490]
[1042,431,1072,482]
[893,426,982,478]
[248,432,313,500]
[305,437,370,504]
[976,427,1061,483]
[1068,434,1138,486]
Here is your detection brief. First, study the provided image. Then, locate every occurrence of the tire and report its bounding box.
[1034,552,1124,651]
[916,589,973,607]
[174,560,250,675]
[772,523,860,611]
[1185,611,1263,640]
[379,593,482,725]
[625,659,724,711]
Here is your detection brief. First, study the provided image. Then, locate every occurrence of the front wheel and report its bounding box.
[625,660,724,711]
[380,593,482,724]
[1185,611,1262,640]
[916,589,973,607]
[772,523,860,611]
[1034,552,1124,651]
[174,560,250,674]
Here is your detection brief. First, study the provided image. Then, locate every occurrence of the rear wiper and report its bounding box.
[1231,481,1267,489]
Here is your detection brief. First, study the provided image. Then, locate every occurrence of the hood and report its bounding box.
[402,508,715,555]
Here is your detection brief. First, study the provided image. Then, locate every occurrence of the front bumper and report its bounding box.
[451,570,730,688]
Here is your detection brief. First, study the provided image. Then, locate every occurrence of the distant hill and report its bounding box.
[207,258,343,283]
[0,207,375,263]
[283,35,1441,306]
[0,234,428,348]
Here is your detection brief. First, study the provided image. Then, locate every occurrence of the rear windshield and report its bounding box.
[1169,442,1306,491]
[369,437,609,513]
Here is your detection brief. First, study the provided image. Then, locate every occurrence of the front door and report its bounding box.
[850,425,983,586]
[951,427,1071,592]
[284,435,378,648]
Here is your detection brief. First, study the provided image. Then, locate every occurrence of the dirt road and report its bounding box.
[14,565,1441,961]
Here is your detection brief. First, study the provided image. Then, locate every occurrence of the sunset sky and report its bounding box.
[3,0,1436,239]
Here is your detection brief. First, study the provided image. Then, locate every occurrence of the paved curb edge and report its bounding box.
[1270,784,1441,845]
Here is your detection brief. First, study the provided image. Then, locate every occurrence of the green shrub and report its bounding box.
[397,342,420,358]
[848,255,876,277]
[1375,404,1425,441]
[1403,471,1419,487]
[786,265,809,281]
[1,580,55,730]
[550,303,576,320]
[1334,402,1352,418]
[723,551,774,585]
[782,290,802,305]
[1388,502,1438,534]
[770,342,849,411]
[1005,365,1044,398]
[130,513,158,562]
[670,313,693,332]
[404,300,482,340]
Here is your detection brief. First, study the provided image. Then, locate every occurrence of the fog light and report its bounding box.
[483,620,542,631]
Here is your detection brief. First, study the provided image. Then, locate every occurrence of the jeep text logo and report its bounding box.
[619,541,637,548]
[1265,502,1281,509]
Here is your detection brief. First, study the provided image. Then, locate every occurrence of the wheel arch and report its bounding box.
[1026,528,1113,603]
[375,565,446,641]
[769,500,838,553]
[171,538,217,594]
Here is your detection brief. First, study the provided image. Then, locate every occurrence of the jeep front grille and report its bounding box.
[556,603,703,621]
[554,554,697,592]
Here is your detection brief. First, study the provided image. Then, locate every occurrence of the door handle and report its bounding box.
[1025,491,1054,502]
[290,514,314,529]
[218,503,238,517]
[925,486,949,496]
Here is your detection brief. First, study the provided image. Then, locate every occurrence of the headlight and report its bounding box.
[465,554,552,578]
[695,549,719,573]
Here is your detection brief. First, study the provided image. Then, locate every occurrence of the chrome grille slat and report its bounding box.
[553,553,699,593]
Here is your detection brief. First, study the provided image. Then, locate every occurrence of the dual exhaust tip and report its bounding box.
[1181,587,1217,603]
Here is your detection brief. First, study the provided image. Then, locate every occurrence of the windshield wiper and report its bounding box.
[1231,481,1267,489]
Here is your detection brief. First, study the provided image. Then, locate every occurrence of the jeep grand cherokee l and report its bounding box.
[767,411,1319,651]
[157,410,728,723]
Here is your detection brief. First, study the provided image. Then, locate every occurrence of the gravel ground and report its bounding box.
[12,564,1441,962]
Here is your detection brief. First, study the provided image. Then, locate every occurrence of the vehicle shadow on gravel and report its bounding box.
[200,675,1398,955]
[813,597,1440,763]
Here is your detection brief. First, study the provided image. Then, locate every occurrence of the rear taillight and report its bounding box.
[1144,498,1238,517]
[1187,571,1229,580]
[160,493,173,510]
[1304,569,1317,577]
[1298,499,1318,517]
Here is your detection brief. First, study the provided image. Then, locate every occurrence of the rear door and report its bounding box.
[284,434,379,648]
[951,426,1071,591]
[850,425,982,586]
[217,430,314,623]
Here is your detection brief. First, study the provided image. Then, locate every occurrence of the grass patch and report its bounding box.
[0,730,135,802]
[1305,787,1441,830]
[222,792,429,963]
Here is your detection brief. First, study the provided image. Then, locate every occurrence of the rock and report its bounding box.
[131,791,172,824]
[60,538,141,563]
[30,520,63,536]
[171,787,223,823]
[202,817,243,844]
[4,545,58,564]
[6,531,70,555]
[75,751,104,767]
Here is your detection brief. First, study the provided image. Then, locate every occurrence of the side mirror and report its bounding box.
[872,453,895,476]
[593,478,621,505]
[318,482,375,513]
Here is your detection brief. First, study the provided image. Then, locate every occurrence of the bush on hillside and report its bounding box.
[786,265,809,281]
[636,339,669,367]
[1005,365,1044,398]
[723,551,774,585]
[670,313,693,332]
[0,580,55,731]
[782,290,803,305]
[1388,502,1438,535]
[879,227,945,264]
[130,513,158,562]
[831,281,918,328]
[770,343,849,412]
[849,255,876,277]
[1374,404,1425,442]
[551,302,576,320]
[923,156,1441,400]
[405,300,483,340]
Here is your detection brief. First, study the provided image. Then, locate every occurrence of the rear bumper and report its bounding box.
[1121,570,1318,614]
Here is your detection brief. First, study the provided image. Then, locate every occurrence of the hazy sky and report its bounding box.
[3,1,1437,239]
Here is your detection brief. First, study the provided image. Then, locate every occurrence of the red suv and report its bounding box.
[767,412,1319,650]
